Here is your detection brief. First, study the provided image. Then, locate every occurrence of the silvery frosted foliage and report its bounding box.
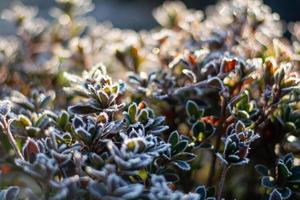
[9,89,57,137]
[123,102,168,135]
[87,165,144,200]
[0,186,20,200]
[16,153,58,181]
[107,138,154,174]
[128,70,177,99]
[193,186,216,200]
[16,153,85,200]
[186,100,215,148]
[143,134,170,157]
[120,127,170,157]
[0,0,300,199]
[154,131,196,172]
[148,175,213,200]
[15,153,75,199]
[71,114,122,148]
[148,175,188,200]
[66,64,125,114]
[256,154,300,200]
[217,121,260,166]
[10,89,55,114]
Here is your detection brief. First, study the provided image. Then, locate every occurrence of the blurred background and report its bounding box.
[0,0,300,33]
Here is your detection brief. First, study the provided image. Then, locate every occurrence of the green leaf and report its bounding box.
[225,142,237,154]
[235,120,245,133]
[278,161,292,178]
[198,143,213,149]
[274,68,285,85]
[204,123,215,139]
[261,176,275,189]
[173,152,196,162]
[285,122,296,131]
[206,186,215,198]
[283,153,293,169]
[58,110,69,128]
[278,187,291,199]
[68,104,99,114]
[35,115,52,129]
[255,164,269,176]
[97,90,109,105]
[173,160,190,171]
[195,186,206,200]
[137,109,149,123]
[26,127,41,137]
[192,121,206,141]
[111,85,119,94]
[72,116,85,129]
[269,189,282,200]
[237,110,250,119]
[163,173,179,182]
[128,103,137,122]
[138,169,148,181]
[39,93,54,108]
[14,98,35,112]
[288,173,300,184]
[18,115,32,127]
[75,128,92,143]
[236,91,250,110]
[228,155,241,163]
[186,100,203,119]
[168,131,179,147]
[172,140,188,155]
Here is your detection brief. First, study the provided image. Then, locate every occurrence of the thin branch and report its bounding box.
[208,95,226,186]
[2,119,24,160]
[172,79,209,96]
[217,164,230,200]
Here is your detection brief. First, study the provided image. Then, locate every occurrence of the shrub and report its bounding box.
[0,0,299,199]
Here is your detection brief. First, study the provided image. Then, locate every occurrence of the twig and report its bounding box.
[172,79,209,96]
[217,164,230,200]
[2,119,24,160]
[155,79,210,100]
[208,95,226,185]
[208,135,221,185]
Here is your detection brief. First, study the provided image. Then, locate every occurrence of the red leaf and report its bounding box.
[22,138,40,162]
[223,59,237,73]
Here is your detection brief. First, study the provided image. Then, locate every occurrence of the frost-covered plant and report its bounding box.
[256,153,300,200]
[0,0,299,200]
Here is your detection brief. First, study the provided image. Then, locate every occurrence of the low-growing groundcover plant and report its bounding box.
[0,0,300,199]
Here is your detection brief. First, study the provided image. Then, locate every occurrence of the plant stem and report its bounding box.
[208,135,221,185]
[208,95,226,186]
[157,75,228,100]
[217,164,230,200]
[3,119,24,160]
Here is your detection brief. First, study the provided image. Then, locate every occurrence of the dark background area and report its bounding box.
[0,0,299,33]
